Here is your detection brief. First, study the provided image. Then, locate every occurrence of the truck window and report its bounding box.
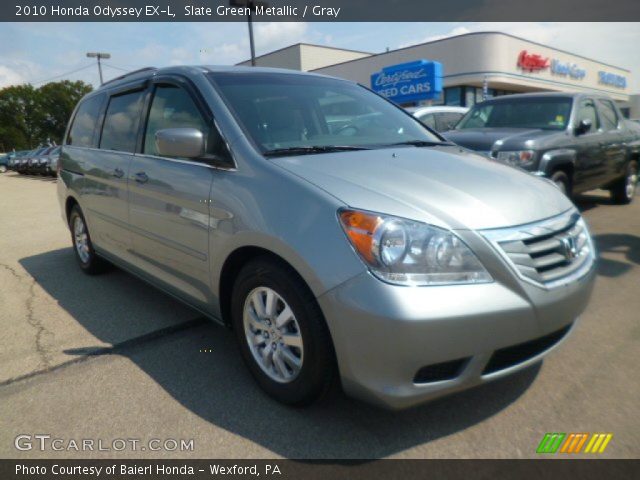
[100,90,146,153]
[67,95,104,147]
[576,99,599,133]
[597,100,619,131]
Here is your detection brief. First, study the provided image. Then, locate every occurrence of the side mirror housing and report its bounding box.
[575,119,592,136]
[155,128,205,158]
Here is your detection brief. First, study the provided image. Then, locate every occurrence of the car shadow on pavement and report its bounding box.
[20,247,541,459]
[592,233,640,278]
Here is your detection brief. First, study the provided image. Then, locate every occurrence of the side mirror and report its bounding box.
[155,128,205,158]
[575,119,592,136]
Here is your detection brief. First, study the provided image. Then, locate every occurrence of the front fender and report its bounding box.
[537,149,577,175]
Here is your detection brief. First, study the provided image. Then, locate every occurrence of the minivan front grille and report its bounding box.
[481,211,594,288]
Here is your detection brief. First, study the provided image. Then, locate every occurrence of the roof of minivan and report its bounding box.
[96,65,336,92]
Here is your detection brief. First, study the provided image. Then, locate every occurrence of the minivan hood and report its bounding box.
[444,128,547,152]
[271,146,573,230]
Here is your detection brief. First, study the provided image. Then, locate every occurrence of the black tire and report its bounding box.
[68,205,111,275]
[610,160,638,205]
[550,170,571,197]
[231,257,336,406]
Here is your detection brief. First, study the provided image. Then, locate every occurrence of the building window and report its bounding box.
[444,87,462,106]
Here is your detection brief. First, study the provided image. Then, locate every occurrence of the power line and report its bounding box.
[28,63,95,86]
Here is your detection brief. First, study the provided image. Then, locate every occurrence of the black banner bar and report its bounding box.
[3,0,640,22]
[1,459,639,480]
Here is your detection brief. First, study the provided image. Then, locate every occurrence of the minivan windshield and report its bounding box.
[456,97,573,131]
[208,72,442,155]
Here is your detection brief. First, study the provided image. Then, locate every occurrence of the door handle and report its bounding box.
[112,168,124,178]
[134,172,149,184]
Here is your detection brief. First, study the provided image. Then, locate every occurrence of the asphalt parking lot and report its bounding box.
[0,171,638,459]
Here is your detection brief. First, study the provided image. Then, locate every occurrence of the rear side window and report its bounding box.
[67,95,104,147]
[436,112,464,132]
[597,100,618,131]
[100,90,146,153]
[417,113,436,130]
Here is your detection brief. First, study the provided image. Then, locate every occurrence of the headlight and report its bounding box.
[339,209,493,286]
[496,150,535,167]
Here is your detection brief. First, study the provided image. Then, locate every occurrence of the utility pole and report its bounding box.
[86,52,111,85]
[230,0,268,66]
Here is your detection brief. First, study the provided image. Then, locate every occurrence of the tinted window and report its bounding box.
[209,72,440,153]
[597,100,618,131]
[457,97,572,130]
[100,90,145,153]
[143,85,209,157]
[436,112,464,132]
[68,95,104,147]
[576,99,599,132]
[417,113,436,130]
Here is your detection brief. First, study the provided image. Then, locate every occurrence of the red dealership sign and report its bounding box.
[517,50,550,72]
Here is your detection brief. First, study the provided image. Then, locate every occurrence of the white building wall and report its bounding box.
[313,32,632,102]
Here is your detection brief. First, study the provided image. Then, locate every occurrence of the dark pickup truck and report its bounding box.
[444,93,640,204]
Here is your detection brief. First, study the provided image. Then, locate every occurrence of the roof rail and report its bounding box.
[101,67,157,87]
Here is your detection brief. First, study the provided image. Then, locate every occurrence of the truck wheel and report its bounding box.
[68,205,111,275]
[231,257,336,406]
[610,160,638,205]
[550,170,571,196]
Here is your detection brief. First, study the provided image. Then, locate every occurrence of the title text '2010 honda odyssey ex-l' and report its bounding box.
[58,66,596,409]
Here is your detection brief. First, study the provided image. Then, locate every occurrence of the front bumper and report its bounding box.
[318,253,596,410]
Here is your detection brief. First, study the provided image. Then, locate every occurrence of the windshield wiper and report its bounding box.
[385,140,455,148]
[263,145,371,157]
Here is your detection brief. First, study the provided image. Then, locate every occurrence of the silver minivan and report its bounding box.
[58,66,596,409]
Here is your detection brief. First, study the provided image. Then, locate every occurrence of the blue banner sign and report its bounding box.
[371,60,443,103]
[551,59,586,80]
[598,71,627,89]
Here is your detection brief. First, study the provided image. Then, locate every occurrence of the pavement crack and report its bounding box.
[1,262,55,370]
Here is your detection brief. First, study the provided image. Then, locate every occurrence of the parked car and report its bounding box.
[16,148,39,174]
[58,66,595,409]
[444,93,640,203]
[31,146,56,175]
[0,154,8,173]
[406,106,468,132]
[44,146,61,176]
[27,146,54,175]
[7,150,27,171]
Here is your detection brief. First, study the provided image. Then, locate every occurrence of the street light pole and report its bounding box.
[230,0,268,66]
[247,4,256,66]
[86,52,111,85]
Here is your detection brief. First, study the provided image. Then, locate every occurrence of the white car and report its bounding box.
[406,106,469,133]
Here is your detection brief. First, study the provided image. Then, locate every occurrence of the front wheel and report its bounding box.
[68,205,111,275]
[610,160,638,205]
[231,257,336,406]
[0,165,7,173]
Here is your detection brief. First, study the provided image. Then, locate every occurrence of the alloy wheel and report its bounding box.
[243,287,304,383]
[73,215,90,264]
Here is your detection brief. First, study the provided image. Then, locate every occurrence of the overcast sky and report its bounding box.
[1,22,638,92]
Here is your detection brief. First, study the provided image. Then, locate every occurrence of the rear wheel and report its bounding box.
[550,170,571,197]
[68,205,111,275]
[610,160,638,205]
[231,257,336,406]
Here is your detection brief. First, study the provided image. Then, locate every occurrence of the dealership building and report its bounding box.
[238,32,637,117]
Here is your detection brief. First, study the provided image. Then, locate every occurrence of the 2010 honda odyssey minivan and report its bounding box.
[58,66,596,409]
